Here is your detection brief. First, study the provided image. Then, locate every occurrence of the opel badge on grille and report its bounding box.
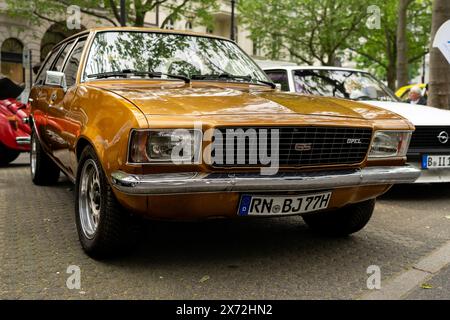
[346,138,362,144]
[437,131,449,144]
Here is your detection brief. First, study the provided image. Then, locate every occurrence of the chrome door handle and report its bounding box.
[50,93,57,101]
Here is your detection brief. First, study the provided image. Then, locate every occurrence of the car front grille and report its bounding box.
[409,126,450,151]
[211,126,372,167]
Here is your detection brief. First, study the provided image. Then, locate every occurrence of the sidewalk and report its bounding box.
[405,264,450,300]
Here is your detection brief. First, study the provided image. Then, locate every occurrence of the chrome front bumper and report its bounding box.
[408,161,450,183]
[111,165,421,195]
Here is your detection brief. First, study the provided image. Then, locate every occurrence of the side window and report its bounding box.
[265,70,290,91]
[63,39,86,87]
[35,46,62,85]
[52,40,76,72]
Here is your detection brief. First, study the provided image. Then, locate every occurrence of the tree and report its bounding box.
[396,0,413,88]
[240,0,432,90]
[239,0,370,66]
[3,0,218,29]
[428,0,450,109]
[351,0,431,90]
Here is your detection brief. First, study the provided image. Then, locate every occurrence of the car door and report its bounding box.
[29,45,63,150]
[58,37,87,176]
[42,39,76,167]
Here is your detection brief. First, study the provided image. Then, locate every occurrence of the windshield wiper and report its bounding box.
[87,69,191,84]
[253,79,276,89]
[191,73,251,81]
[191,73,276,89]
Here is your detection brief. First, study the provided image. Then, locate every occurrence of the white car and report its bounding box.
[263,65,450,183]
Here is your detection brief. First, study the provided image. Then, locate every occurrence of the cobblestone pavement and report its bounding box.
[1,154,449,299]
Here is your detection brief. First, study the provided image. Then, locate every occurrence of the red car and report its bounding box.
[0,78,31,165]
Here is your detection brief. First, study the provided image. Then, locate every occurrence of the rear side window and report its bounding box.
[265,70,290,91]
[35,46,62,85]
[52,40,76,72]
[63,39,86,87]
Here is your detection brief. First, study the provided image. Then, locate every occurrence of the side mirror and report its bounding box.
[45,71,67,91]
[275,83,282,92]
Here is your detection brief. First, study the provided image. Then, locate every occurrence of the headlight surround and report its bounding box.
[369,130,412,159]
[128,129,202,164]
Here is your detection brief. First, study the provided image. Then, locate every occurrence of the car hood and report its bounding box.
[89,82,403,120]
[364,101,450,126]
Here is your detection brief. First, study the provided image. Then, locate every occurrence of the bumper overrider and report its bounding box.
[111,165,421,195]
[15,136,31,146]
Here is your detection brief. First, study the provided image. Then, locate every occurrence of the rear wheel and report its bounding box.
[75,146,140,259]
[30,131,60,185]
[0,144,20,166]
[303,199,375,236]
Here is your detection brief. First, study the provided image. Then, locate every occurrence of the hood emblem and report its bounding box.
[295,143,312,151]
[437,131,449,144]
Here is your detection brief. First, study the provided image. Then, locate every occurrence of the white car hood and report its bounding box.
[363,101,450,126]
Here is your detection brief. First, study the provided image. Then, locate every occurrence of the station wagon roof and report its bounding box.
[64,26,231,43]
[263,65,368,74]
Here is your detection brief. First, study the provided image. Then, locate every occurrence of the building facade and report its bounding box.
[0,0,254,96]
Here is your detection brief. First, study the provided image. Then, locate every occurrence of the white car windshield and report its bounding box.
[292,69,399,102]
[84,31,270,85]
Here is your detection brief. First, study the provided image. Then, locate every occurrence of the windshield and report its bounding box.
[83,31,270,84]
[292,69,399,102]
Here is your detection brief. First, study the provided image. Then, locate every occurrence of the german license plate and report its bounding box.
[238,192,332,216]
[422,155,450,169]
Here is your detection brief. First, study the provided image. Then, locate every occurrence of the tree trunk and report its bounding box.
[387,64,397,91]
[428,0,450,109]
[396,0,411,89]
[386,27,397,91]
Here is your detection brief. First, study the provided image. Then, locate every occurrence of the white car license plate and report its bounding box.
[238,192,332,216]
[422,155,450,169]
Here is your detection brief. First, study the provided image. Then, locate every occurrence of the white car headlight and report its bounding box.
[128,129,202,164]
[369,131,412,159]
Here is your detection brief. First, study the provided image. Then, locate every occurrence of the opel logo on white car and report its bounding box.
[437,131,449,144]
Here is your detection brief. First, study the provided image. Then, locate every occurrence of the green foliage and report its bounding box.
[239,0,432,86]
[2,0,218,28]
[239,0,370,65]
[352,0,431,84]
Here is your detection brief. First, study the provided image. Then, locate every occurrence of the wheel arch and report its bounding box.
[76,136,94,162]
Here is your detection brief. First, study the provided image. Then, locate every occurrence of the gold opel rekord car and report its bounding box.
[29,27,420,258]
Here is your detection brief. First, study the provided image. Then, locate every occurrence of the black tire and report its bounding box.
[30,131,60,185]
[0,143,20,166]
[75,145,140,259]
[303,199,375,236]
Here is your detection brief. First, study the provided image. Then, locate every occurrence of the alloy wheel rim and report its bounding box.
[79,159,101,239]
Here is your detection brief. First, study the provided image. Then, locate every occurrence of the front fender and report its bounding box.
[70,85,148,184]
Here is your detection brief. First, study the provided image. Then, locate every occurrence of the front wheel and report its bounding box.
[75,146,140,259]
[0,144,20,166]
[302,199,375,236]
